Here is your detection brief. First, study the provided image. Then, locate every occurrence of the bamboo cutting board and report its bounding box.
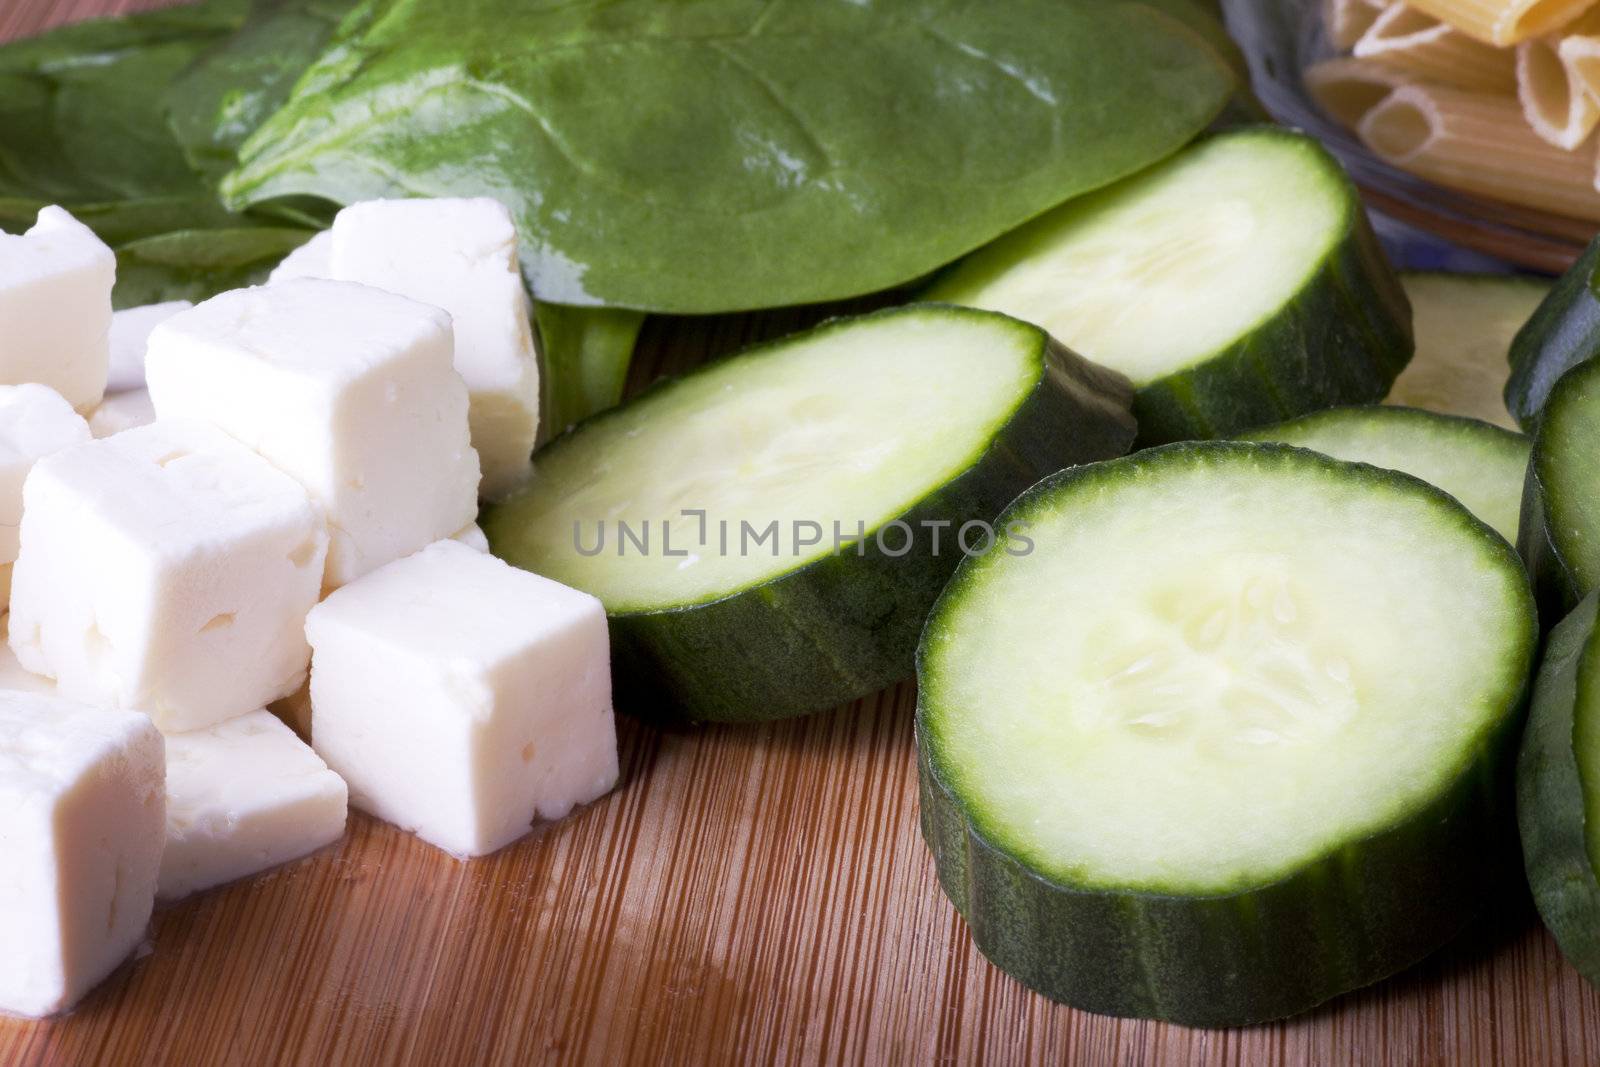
[3,3,1600,1063]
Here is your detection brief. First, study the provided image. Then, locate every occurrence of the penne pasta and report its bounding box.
[1359,83,1600,219]
[1404,0,1596,46]
[1559,10,1600,106]
[1355,4,1518,92]
[1521,8,1600,148]
[1304,56,1411,128]
[1326,0,1390,49]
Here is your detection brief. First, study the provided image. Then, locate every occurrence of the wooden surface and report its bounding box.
[4,3,1600,1065]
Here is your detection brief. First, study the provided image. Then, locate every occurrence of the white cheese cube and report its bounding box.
[107,301,191,393]
[9,420,328,732]
[330,198,539,497]
[0,207,114,411]
[87,389,156,439]
[307,540,617,858]
[159,709,347,902]
[265,230,331,285]
[0,384,93,608]
[146,280,480,589]
[0,693,164,1018]
[0,386,93,563]
[451,522,490,552]
[87,302,178,441]
[0,619,52,695]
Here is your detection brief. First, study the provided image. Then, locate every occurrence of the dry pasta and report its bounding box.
[1326,0,1389,49]
[1519,9,1600,147]
[1354,4,1518,92]
[1359,83,1600,219]
[1558,10,1600,110]
[1305,57,1411,127]
[1404,0,1596,47]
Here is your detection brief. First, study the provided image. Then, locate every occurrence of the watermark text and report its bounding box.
[571,510,1033,560]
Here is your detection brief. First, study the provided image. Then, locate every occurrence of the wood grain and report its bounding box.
[2,2,1599,1063]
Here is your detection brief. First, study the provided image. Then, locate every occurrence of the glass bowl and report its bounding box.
[1220,0,1594,273]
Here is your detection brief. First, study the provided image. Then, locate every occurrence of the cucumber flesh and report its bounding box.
[486,304,1136,723]
[925,127,1412,443]
[1517,592,1600,988]
[1521,357,1600,616]
[1243,405,1530,543]
[919,442,1536,1023]
[505,308,1078,611]
[933,139,1338,388]
[1388,272,1549,430]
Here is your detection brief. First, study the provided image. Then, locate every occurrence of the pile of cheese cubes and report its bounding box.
[0,199,619,1019]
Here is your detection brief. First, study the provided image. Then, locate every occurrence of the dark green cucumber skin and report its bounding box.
[1506,236,1600,430]
[920,721,1516,1026]
[488,316,1137,726]
[1518,454,1577,624]
[917,443,1536,1026]
[1133,188,1412,445]
[1518,358,1600,623]
[1517,593,1600,989]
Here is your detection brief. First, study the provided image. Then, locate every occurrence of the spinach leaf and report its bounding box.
[0,0,247,73]
[0,195,315,307]
[0,44,210,202]
[0,1,316,308]
[223,0,1235,314]
[0,0,248,203]
[113,225,313,306]
[166,0,363,179]
[0,194,238,244]
[534,303,646,440]
[1146,0,1249,84]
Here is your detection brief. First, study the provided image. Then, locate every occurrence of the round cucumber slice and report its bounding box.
[924,127,1413,444]
[1242,405,1530,543]
[918,442,1536,1025]
[1521,357,1600,618]
[1518,592,1600,990]
[484,305,1136,724]
[1388,272,1549,430]
[1507,236,1600,429]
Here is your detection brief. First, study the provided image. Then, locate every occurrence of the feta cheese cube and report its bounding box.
[0,207,114,411]
[87,389,156,439]
[265,230,331,285]
[0,693,164,1018]
[451,522,490,552]
[0,618,51,695]
[146,280,480,589]
[159,710,347,902]
[330,198,539,497]
[9,420,328,732]
[107,301,191,393]
[0,384,93,608]
[307,540,617,858]
[85,302,181,442]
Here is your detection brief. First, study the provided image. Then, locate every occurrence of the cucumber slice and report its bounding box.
[924,127,1412,444]
[918,442,1536,1025]
[1388,272,1549,430]
[1242,406,1530,543]
[484,305,1136,724]
[1521,357,1600,618]
[1507,236,1600,429]
[1517,591,1600,990]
